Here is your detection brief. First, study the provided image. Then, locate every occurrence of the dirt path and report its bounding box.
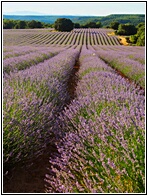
[118,36,129,46]
[107,31,129,46]
[3,144,56,193]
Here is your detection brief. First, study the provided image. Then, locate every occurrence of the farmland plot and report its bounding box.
[3,29,145,193]
[3,28,120,46]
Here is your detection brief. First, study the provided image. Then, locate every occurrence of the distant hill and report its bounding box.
[99,14,145,26]
[3,14,145,27]
[3,15,79,24]
[3,11,45,15]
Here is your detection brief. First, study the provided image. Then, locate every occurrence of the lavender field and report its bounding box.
[3,29,145,193]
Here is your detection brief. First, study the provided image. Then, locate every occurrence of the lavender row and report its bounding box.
[45,46,145,193]
[93,45,145,88]
[3,47,80,167]
[3,45,63,59]
[3,46,66,75]
[95,45,145,65]
[3,29,121,46]
[3,46,39,59]
[128,53,145,65]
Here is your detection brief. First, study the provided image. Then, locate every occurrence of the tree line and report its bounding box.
[3,18,102,30]
[110,21,145,46]
[54,18,102,32]
[3,19,52,29]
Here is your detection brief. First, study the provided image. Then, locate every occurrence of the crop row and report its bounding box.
[3,28,121,46]
[3,46,68,75]
[3,45,67,59]
[3,46,39,59]
[3,46,80,167]
[93,45,145,64]
[92,45,145,88]
[3,44,145,90]
[45,46,145,193]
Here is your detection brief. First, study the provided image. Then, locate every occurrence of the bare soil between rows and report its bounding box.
[3,146,54,193]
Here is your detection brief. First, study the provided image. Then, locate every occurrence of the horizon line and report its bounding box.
[3,13,145,16]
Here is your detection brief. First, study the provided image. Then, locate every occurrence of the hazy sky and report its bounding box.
[2,1,146,16]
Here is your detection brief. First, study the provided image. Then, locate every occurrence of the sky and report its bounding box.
[2,1,146,16]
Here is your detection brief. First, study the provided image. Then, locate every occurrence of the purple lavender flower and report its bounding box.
[45,45,145,193]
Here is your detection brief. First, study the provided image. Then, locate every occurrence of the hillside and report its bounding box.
[3,14,145,27]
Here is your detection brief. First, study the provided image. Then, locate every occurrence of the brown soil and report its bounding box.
[3,144,56,193]
[67,60,80,102]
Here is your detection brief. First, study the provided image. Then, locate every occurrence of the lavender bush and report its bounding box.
[3,47,80,167]
[3,46,39,59]
[128,53,145,65]
[98,45,145,64]
[45,46,145,193]
[93,45,145,88]
[3,46,66,74]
